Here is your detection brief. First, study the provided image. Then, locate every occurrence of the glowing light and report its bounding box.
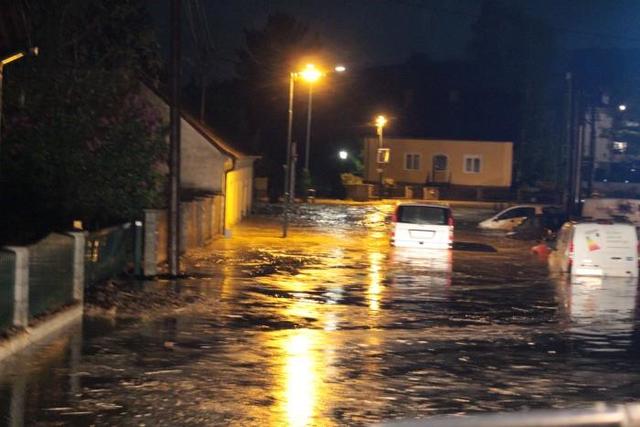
[619,104,627,111]
[375,115,387,129]
[1,52,24,65]
[368,252,384,312]
[299,63,322,83]
[334,65,346,72]
[283,331,317,427]
[338,150,348,160]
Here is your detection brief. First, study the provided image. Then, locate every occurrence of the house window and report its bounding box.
[433,154,448,171]
[612,141,628,154]
[405,153,421,170]
[464,155,481,173]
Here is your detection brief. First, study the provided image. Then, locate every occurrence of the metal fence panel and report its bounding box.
[28,234,75,319]
[0,250,16,331]
[85,224,133,289]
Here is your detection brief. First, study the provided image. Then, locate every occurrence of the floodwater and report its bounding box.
[1,202,640,426]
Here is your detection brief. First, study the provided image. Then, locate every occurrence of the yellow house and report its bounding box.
[364,137,513,188]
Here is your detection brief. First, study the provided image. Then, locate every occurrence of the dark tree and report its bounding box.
[1,0,166,242]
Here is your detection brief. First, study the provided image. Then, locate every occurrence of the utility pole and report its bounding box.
[303,84,313,196]
[282,72,295,237]
[168,0,181,276]
[564,72,574,215]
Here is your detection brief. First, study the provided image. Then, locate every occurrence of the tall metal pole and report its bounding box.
[168,0,182,276]
[378,126,384,199]
[304,84,313,172]
[282,73,295,237]
[564,72,573,214]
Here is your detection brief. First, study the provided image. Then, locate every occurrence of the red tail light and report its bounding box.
[448,215,455,227]
[391,208,398,223]
[568,241,574,268]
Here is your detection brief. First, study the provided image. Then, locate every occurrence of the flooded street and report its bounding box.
[2,202,640,426]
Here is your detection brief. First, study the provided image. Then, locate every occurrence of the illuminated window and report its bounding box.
[405,153,420,170]
[464,155,481,173]
[612,141,628,154]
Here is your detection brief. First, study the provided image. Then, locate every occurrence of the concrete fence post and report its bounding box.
[143,209,159,277]
[4,246,29,328]
[66,232,86,303]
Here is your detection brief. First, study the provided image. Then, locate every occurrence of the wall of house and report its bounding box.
[180,119,228,192]
[144,86,228,193]
[225,160,254,229]
[364,137,513,187]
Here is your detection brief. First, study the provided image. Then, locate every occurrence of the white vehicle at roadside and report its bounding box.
[390,203,453,249]
[478,205,545,231]
[548,221,638,277]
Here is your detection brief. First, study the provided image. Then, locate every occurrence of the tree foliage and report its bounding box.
[1,0,165,238]
[469,0,560,187]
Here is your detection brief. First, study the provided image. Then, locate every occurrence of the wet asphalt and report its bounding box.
[1,202,640,426]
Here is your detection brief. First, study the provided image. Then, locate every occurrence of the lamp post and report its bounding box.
[282,63,345,237]
[301,64,346,200]
[375,114,387,199]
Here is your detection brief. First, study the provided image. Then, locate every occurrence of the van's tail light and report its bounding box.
[391,208,398,223]
[568,241,574,268]
[448,214,454,243]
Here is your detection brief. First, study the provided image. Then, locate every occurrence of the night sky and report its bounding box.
[149,0,640,79]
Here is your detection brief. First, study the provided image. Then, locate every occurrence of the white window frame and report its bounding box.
[404,153,421,171]
[463,155,482,174]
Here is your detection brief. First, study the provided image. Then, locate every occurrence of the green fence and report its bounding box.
[85,224,133,288]
[0,250,15,331]
[28,234,75,319]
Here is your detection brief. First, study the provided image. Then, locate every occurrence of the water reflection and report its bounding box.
[282,331,316,427]
[368,252,385,312]
[389,248,453,288]
[0,320,84,426]
[554,275,640,352]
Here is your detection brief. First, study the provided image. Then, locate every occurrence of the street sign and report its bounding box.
[377,148,390,164]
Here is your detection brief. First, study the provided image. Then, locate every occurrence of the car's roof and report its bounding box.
[396,202,451,209]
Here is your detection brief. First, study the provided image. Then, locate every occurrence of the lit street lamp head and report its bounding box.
[299,63,322,83]
[334,65,346,73]
[339,150,348,160]
[619,104,627,112]
[375,115,387,129]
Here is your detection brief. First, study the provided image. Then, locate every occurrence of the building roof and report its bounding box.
[143,82,256,161]
[181,111,251,160]
[366,136,512,144]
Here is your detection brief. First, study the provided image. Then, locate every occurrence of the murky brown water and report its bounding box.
[1,202,640,426]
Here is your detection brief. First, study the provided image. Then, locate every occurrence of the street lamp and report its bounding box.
[282,63,325,237]
[283,62,346,237]
[619,104,627,112]
[302,63,346,199]
[375,115,387,198]
[338,150,348,160]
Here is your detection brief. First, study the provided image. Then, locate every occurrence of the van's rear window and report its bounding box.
[397,206,448,225]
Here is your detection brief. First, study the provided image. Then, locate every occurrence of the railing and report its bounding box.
[28,234,75,319]
[0,250,15,331]
[85,224,134,289]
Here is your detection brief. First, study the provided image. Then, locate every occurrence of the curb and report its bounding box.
[0,304,83,363]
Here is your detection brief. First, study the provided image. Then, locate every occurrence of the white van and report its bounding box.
[548,221,638,277]
[390,203,453,249]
